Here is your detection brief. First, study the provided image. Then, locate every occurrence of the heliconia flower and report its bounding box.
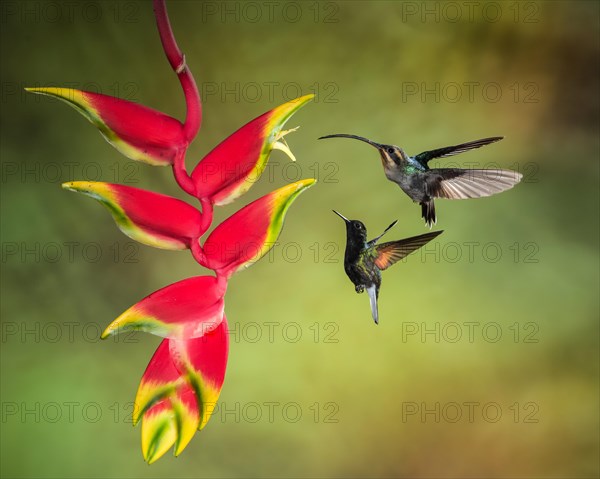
[29,0,318,464]
[203,179,316,276]
[25,88,187,166]
[191,95,314,205]
[101,276,226,339]
[62,181,206,250]
[136,318,229,463]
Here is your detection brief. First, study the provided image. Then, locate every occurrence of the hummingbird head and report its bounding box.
[319,134,408,169]
[333,210,368,242]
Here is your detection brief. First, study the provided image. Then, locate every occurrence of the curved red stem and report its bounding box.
[216,273,229,293]
[190,240,206,266]
[153,0,201,142]
[172,150,196,196]
[199,197,214,235]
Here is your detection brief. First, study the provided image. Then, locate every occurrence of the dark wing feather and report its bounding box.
[414,137,503,167]
[367,220,398,247]
[374,231,443,270]
[425,168,523,200]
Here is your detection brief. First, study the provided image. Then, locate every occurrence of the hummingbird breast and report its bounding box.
[346,251,381,292]
[387,168,429,202]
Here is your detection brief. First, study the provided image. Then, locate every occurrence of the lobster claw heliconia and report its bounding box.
[27,0,317,464]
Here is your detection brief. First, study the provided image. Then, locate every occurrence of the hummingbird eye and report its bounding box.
[387,147,394,154]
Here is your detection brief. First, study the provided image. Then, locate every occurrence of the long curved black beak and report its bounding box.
[332,210,350,223]
[319,134,384,150]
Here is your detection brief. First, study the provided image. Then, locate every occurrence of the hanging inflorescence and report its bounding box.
[27,0,315,463]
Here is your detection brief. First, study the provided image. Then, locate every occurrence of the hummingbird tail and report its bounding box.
[421,200,436,228]
[366,285,379,325]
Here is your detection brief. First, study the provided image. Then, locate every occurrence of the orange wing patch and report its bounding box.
[374,244,405,270]
[374,231,443,271]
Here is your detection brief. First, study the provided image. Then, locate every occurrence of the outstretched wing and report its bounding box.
[374,231,443,270]
[414,137,503,167]
[424,168,522,200]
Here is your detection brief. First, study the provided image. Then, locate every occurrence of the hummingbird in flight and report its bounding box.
[320,135,522,227]
[333,210,442,324]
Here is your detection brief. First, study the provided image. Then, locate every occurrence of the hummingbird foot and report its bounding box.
[272,126,300,162]
[355,285,365,294]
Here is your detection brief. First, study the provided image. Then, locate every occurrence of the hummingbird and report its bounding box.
[320,135,522,227]
[333,210,442,324]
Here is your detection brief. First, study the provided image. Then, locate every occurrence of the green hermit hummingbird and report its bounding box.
[333,210,442,324]
[320,135,522,227]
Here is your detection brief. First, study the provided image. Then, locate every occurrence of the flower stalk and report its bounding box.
[153,0,201,143]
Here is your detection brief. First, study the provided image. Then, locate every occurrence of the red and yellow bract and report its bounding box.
[192,95,313,205]
[204,179,316,276]
[62,181,207,250]
[26,88,187,166]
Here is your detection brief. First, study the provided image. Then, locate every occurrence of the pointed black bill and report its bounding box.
[319,134,384,150]
[332,210,350,223]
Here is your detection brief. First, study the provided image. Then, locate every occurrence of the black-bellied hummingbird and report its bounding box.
[333,210,442,324]
[321,135,522,227]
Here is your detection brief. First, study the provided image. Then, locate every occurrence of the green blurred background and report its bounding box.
[1,1,598,477]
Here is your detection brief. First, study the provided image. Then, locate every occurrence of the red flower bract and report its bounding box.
[26,88,187,166]
[192,95,313,205]
[203,179,316,276]
[62,181,207,250]
[102,276,226,339]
